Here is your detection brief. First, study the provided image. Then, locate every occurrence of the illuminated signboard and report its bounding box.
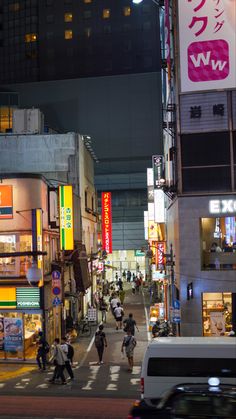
[59,185,74,250]
[178,0,236,92]
[209,199,236,214]
[0,185,13,219]
[102,192,112,254]
[154,189,165,223]
[16,288,40,309]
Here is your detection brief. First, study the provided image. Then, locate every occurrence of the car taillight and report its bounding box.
[141,377,144,395]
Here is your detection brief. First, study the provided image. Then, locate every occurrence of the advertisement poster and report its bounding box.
[102,192,112,254]
[210,311,225,336]
[178,0,236,92]
[0,317,4,350]
[4,317,23,352]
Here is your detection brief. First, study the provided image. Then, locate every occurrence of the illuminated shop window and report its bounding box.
[25,33,37,43]
[103,9,110,19]
[0,107,14,133]
[0,235,16,276]
[64,12,73,22]
[123,7,131,16]
[201,216,236,271]
[65,30,73,39]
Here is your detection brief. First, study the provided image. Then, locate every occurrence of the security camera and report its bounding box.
[26,262,42,287]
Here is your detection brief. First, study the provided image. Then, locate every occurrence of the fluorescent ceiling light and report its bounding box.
[132,0,143,3]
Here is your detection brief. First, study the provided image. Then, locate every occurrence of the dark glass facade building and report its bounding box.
[0,0,163,250]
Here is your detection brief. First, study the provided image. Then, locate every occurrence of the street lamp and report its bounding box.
[26,261,42,287]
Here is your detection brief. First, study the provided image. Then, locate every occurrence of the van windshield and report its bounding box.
[147,358,236,377]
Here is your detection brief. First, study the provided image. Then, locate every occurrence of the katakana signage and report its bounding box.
[178,0,236,92]
[102,192,112,254]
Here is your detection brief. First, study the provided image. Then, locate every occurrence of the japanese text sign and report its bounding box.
[178,0,236,92]
[102,192,112,254]
[59,185,74,251]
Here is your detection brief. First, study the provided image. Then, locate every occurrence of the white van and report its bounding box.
[141,337,236,402]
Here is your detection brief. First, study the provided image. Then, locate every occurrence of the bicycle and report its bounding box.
[75,317,92,337]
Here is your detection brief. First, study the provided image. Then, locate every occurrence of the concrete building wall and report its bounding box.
[0,177,49,231]
[173,196,236,336]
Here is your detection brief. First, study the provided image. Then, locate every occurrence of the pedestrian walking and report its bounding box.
[117,278,123,291]
[94,324,107,365]
[121,329,137,372]
[114,302,124,330]
[61,337,74,380]
[49,338,67,384]
[135,277,141,294]
[99,297,108,322]
[110,293,120,316]
[131,279,136,295]
[119,289,126,305]
[123,313,139,336]
[36,331,49,371]
[127,270,131,283]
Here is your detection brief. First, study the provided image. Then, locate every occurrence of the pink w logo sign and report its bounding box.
[188,40,229,82]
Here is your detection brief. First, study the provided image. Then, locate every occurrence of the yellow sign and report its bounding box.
[0,288,16,309]
[59,185,74,250]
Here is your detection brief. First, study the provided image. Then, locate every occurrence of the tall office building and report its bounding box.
[0,0,162,250]
[164,0,236,336]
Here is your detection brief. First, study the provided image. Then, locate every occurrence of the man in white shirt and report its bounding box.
[114,302,124,330]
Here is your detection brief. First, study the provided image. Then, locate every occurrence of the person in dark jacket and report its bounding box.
[36,331,47,371]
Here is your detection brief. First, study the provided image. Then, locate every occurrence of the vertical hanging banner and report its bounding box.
[59,185,74,251]
[102,192,112,254]
[0,185,13,219]
[32,208,43,287]
[178,0,236,92]
[165,0,171,84]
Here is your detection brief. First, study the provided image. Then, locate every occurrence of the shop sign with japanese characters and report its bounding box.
[178,0,236,92]
[102,192,112,254]
[59,185,74,251]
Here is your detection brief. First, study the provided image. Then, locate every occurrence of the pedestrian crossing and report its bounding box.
[0,364,141,396]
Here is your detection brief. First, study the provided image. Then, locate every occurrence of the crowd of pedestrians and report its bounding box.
[36,269,142,381]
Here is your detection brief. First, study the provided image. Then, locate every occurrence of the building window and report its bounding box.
[65,30,73,39]
[103,9,110,19]
[46,15,54,24]
[103,25,111,34]
[201,216,236,271]
[46,31,54,40]
[202,293,232,337]
[0,235,16,276]
[25,33,37,43]
[84,27,92,38]
[64,12,73,22]
[84,10,92,19]
[123,7,131,16]
[9,2,20,12]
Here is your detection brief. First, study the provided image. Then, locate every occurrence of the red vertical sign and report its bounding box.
[102,192,112,254]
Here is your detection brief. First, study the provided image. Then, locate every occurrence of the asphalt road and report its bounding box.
[0,284,151,418]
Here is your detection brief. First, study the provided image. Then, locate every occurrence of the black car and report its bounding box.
[128,380,236,418]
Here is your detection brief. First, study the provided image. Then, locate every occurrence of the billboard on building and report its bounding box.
[102,192,112,254]
[178,0,236,92]
[59,185,74,251]
[0,185,13,219]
